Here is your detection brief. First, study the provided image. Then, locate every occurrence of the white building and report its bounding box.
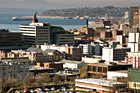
[61,59,86,69]
[102,47,130,61]
[107,71,128,80]
[20,23,50,45]
[128,33,140,52]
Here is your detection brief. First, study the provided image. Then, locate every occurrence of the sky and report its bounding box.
[1,0,140,9]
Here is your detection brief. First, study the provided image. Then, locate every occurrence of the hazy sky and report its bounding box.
[1,0,140,9]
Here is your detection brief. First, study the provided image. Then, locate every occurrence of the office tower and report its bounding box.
[20,23,50,45]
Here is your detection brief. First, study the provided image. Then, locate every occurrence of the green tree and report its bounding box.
[80,66,87,78]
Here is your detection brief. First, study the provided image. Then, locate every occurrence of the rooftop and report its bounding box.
[76,78,125,87]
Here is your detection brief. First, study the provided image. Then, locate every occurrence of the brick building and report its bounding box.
[87,62,132,78]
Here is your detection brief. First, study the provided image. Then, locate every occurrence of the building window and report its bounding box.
[93,66,97,72]
[87,65,92,71]
[98,67,102,72]
[103,67,107,73]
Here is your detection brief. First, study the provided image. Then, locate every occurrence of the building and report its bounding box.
[100,31,112,39]
[20,22,50,45]
[61,59,86,69]
[0,57,30,79]
[90,21,104,30]
[50,26,74,46]
[102,47,130,61]
[87,62,132,78]
[0,29,26,50]
[129,6,139,26]
[107,70,128,80]
[128,69,140,92]
[36,62,63,70]
[123,26,139,35]
[116,35,126,44]
[133,12,140,26]
[82,56,102,64]
[127,52,140,68]
[54,33,74,46]
[65,46,83,61]
[128,33,140,52]
[112,30,123,39]
[75,78,126,92]
[77,27,94,37]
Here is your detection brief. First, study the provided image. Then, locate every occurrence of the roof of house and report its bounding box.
[26,47,43,53]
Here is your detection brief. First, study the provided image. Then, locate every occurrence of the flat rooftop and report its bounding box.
[76,78,125,87]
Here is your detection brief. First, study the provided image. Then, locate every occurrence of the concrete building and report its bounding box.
[102,47,130,61]
[75,78,126,92]
[20,23,50,45]
[128,33,140,52]
[54,33,74,46]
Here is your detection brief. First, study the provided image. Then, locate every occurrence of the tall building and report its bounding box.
[129,6,139,26]
[20,23,50,45]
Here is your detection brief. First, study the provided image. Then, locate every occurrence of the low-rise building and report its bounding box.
[87,62,132,78]
[0,57,30,79]
[102,47,130,61]
[75,78,126,92]
[127,52,140,68]
[128,69,140,92]
[60,59,86,69]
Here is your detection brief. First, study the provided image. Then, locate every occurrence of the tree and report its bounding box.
[53,75,60,83]
[80,66,87,78]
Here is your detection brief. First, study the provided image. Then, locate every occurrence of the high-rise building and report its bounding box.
[20,23,50,45]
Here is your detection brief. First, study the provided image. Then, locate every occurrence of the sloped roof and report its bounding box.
[44,49,57,54]
[26,47,43,53]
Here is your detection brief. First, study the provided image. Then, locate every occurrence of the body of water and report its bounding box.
[0,14,96,31]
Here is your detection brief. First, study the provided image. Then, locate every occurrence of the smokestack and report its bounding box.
[86,19,88,28]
